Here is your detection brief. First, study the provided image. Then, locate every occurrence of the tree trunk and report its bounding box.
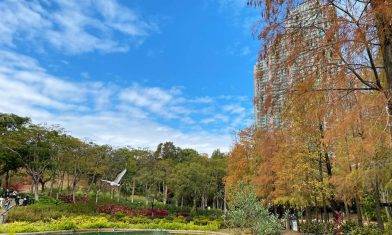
[318,153,328,224]
[87,174,96,192]
[322,196,328,223]
[355,195,363,227]
[59,172,65,192]
[383,190,391,221]
[33,180,39,201]
[223,191,227,214]
[373,0,392,137]
[193,197,197,210]
[344,201,350,221]
[71,176,78,204]
[40,179,45,192]
[386,97,392,138]
[373,181,385,231]
[324,151,332,177]
[67,174,71,192]
[95,189,100,204]
[131,179,135,203]
[4,171,9,189]
[56,173,64,200]
[374,2,392,86]
[49,179,54,197]
[163,184,168,205]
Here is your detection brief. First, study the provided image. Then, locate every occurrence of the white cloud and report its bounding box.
[119,85,188,119]
[189,97,214,104]
[0,50,250,153]
[0,0,156,54]
[55,113,232,154]
[223,104,246,114]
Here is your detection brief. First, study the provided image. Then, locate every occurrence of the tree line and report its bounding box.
[226,0,392,232]
[0,113,227,210]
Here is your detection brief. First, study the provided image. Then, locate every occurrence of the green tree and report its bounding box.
[226,183,282,235]
[0,114,30,188]
[19,125,59,201]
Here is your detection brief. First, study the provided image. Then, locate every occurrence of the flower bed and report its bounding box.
[0,215,221,233]
[97,204,168,218]
[59,194,89,204]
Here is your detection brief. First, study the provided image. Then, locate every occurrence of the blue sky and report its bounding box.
[0,0,261,153]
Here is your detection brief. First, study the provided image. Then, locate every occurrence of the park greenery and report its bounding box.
[225,183,281,234]
[0,113,227,207]
[1,0,392,234]
[1,196,222,233]
[0,113,232,233]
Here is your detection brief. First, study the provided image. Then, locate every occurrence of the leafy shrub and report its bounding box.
[172,215,186,223]
[190,208,223,219]
[0,215,221,233]
[8,204,66,222]
[138,208,169,218]
[97,204,133,216]
[59,194,89,204]
[193,216,212,226]
[300,221,333,234]
[97,203,168,218]
[386,221,392,232]
[225,183,282,235]
[8,182,26,191]
[342,221,385,235]
[36,195,63,205]
[342,220,359,234]
[114,212,126,221]
[125,216,152,224]
[7,201,96,222]
[349,224,383,235]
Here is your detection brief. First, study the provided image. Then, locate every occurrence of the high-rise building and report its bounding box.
[254,0,333,129]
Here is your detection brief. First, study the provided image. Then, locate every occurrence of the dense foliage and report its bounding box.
[0,113,227,211]
[226,0,392,232]
[225,183,282,234]
[0,215,221,233]
[4,194,222,233]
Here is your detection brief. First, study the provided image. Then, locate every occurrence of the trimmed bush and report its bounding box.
[97,203,168,218]
[300,221,333,234]
[0,215,221,233]
[7,201,96,222]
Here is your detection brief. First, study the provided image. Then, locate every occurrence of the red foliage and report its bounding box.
[97,204,133,216]
[59,194,89,204]
[97,204,168,218]
[138,208,168,218]
[8,182,26,191]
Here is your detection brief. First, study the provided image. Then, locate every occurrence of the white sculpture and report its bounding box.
[101,169,127,187]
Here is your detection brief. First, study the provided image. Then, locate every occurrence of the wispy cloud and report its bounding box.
[0,50,250,153]
[0,0,156,54]
[0,0,253,153]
